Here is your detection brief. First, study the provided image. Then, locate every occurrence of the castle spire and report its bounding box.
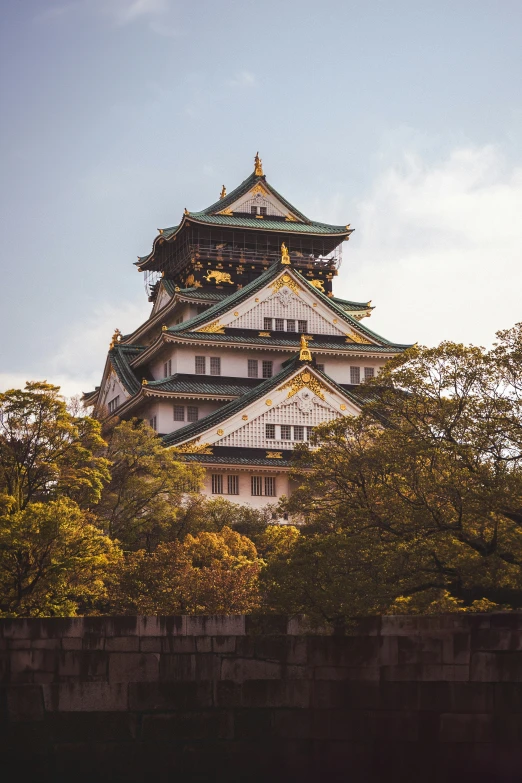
[254,151,263,176]
[220,185,226,199]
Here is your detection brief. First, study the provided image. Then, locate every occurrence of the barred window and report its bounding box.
[265,477,276,497]
[266,423,276,439]
[248,359,258,378]
[251,476,263,496]
[173,405,185,421]
[212,474,223,494]
[264,318,272,331]
[316,364,325,373]
[210,357,221,376]
[350,366,361,384]
[275,318,285,331]
[293,425,304,441]
[108,396,120,414]
[195,356,206,375]
[259,206,267,216]
[187,406,199,422]
[250,206,257,215]
[227,475,239,495]
[164,359,172,378]
[149,416,157,431]
[298,320,308,333]
[306,427,313,441]
[262,361,273,379]
[364,367,375,379]
[173,477,200,493]
[280,425,291,440]
[286,319,296,332]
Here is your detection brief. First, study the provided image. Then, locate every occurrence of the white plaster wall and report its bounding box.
[317,355,386,384]
[142,399,224,435]
[200,469,290,509]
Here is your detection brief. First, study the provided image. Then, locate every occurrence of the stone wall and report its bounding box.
[2,613,522,782]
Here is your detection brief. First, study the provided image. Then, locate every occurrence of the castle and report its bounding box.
[84,155,410,509]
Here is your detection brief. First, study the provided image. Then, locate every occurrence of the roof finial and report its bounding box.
[281,242,290,265]
[220,185,226,199]
[299,334,312,362]
[254,151,263,176]
[109,328,122,350]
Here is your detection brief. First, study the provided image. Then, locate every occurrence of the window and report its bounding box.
[364,367,375,380]
[149,416,157,431]
[251,476,263,496]
[265,477,277,497]
[164,359,172,378]
[280,425,291,440]
[248,359,258,378]
[227,475,239,495]
[350,366,361,384]
[262,361,273,379]
[173,405,185,422]
[187,406,199,422]
[175,316,183,324]
[298,320,308,333]
[210,357,221,376]
[250,206,257,215]
[212,474,223,494]
[306,427,313,441]
[195,356,206,375]
[108,396,120,414]
[293,426,304,441]
[263,318,272,331]
[275,318,285,331]
[286,319,296,332]
[259,206,267,216]
[266,423,276,439]
[316,364,325,373]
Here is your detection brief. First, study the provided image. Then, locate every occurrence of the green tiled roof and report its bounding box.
[166,331,407,353]
[147,374,260,397]
[109,344,145,396]
[177,452,295,468]
[163,358,366,448]
[162,280,228,301]
[332,296,372,311]
[184,213,350,235]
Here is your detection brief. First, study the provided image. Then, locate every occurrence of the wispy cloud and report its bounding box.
[227,71,256,88]
[108,0,169,25]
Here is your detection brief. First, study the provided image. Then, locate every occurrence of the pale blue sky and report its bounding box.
[1,0,521,394]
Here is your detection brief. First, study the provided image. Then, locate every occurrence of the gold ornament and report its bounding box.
[162,325,168,331]
[266,452,283,459]
[346,330,371,345]
[220,185,226,199]
[234,311,239,317]
[185,273,195,287]
[299,334,312,362]
[173,438,213,455]
[204,270,233,285]
[265,399,272,406]
[217,429,224,436]
[109,328,122,349]
[258,331,271,337]
[340,404,347,411]
[277,369,328,401]
[269,272,301,296]
[254,151,264,176]
[280,243,290,265]
[197,320,225,334]
[285,213,298,222]
[251,183,268,196]
[310,279,325,293]
[242,415,248,421]
[218,207,233,216]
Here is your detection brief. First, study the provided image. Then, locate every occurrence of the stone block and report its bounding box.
[494,682,522,712]
[193,652,222,680]
[212,635,237,654]
[233,708,273,739]
[442,632,470,664]
[214,680,242,708]
[196,636,212,653]
[381,615,421,636]
[108,652,159,682]
[379,682,419,711]
[159,654,196,681]
[471,651,522,682]
[381,664,422,681]
[46,711,138,742]
[398,635,442,665]
[11,649,58,675]
[42,682,128,712]
[308,636,382,668]
[439,712,495,743]
[245,615,288,636]
[6,685,44,721]
[128,680,213,711]
[61,638,82,651]
[241,679,311,709]
[313,666,380,681]
[221,657,282,682]
[490,612,522,630]
[287,615,333,636]
[272,708,313,739]
[82,633,105,651]
[472,629,522,652]
[141,710,234,741]
[105,636,139,652]
[185,615,245,637]
[161,636,197,654]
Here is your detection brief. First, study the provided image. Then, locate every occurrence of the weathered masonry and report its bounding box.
[3,613,522,781]
[84,154,411,509]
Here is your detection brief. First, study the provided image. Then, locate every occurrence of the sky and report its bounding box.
[1,0,521,396]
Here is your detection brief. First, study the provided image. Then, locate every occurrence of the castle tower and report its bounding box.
[84,156,411,511]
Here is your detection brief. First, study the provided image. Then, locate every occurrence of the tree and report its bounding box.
[93,419,203,551]
[280,325,522,616]
[109,526,262,614]
[0,498,119,617]
[0,381,109,513]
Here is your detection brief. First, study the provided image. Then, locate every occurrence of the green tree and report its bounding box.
[0,498,119,617]
[0,381,109,513]
[109,526,262,614]
[93,419,203,551]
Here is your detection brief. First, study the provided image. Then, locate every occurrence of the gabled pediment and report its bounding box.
[166,364,361,454]
[215,181,299,222]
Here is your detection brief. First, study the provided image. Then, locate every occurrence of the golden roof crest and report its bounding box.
[254,151,264,176]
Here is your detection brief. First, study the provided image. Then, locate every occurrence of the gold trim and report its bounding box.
[299,334,312,362]
[218,207,233,216]
[266,452,283,459]
[220,185,226,199]
[259,331,271,337]
[310,279,325,293]
[281,242,290,265]
[173,437,213,455]
[265,399,272,406]
[217,429,224,436]
[242,415,248,421]
[234,311,239,317]
[285,213,298,222]
[269,272,301,296]
[197,320,225,334]
[346,331,371,345]
[277,369,328,401]
[204,270,233,285]
[251,182,268,196]
[254,151,264,176]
